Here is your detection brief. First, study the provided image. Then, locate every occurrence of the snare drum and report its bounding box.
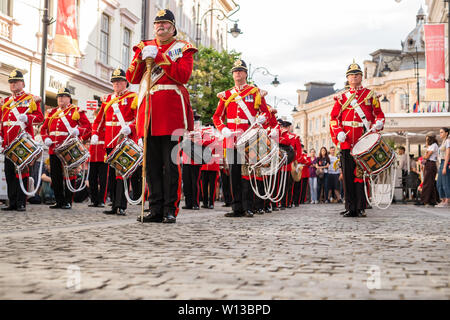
[4,132,43,171]
[236,124,272,166]
[351,132,395,175]
[54,136,90,169]
[106,137,143,179]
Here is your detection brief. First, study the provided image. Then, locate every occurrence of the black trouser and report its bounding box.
[227,148,243,212]
[299,178,309,204]
[341,149,365,212]
[50,154,73,206]
[220,170,232,205]
[293,180,302,205]
[242,178,254,211]
[255,180,265,210]
[182,164,201,208]
[4,158,28,208]
[131,166,142,201]
[201,170,218,207]
[106,148,127,210]
[281,173,293,207]
[146,135,181,217]
[88,162,108,205]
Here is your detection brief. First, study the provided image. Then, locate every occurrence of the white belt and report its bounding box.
[342,121,364,128]
[227,118,249,124]
[149,84,179,94]
[105,121,132,127]
[3,121,20,127]
[50,131,69,137]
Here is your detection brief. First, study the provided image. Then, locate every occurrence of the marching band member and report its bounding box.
[0,70,44,212]
[293,144,312,206]
[213,59,273,218]
[127,9,197,223]
[92,69,138,216]
[330,61,385,217]
[40,88,92,210]
[200,124,221,209]
[88,110,107,208]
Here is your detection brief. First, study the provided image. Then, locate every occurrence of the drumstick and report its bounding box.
[141,57,154,223]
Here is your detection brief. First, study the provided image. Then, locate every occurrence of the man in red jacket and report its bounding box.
[330,61,385,217]
[127,9,197,223]
[40,88,92,209]
[0,70,44,211]
[92,69,138,216]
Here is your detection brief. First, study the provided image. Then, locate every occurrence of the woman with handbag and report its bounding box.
[421,133,439,207]
[315,147,330,203]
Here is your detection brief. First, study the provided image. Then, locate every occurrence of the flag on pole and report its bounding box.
[424,24,446,101]
[53,0,81,57]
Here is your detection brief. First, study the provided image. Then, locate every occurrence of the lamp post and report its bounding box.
[381,86,410,112]
[395,0,450,113]
[195,1,242,48]
[248,64,280,87]
[39,0,55,114]
[274,96,297,112]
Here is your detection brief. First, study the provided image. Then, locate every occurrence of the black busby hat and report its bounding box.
[231,59,248,73]
[154,9,177,37]
[282,120,292,127]
[56,87,72,98]
[8,69,25,83]
[346,60,363,76]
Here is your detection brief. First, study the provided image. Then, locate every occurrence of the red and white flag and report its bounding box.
[53,0,81,57]
[424,24,446,101]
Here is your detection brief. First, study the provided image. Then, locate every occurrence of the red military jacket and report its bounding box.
[330,86,385,150]
[126,38,197,137]
[213,84,272,148]
[40,105,92,155]
[300,154,312,179]
[200,127,221,172]
[89,126,106,163]
[279,131,303,172]
[92,91,138,149]
[1,91,44,147]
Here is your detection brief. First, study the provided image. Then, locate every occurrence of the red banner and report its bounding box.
[53,0,81,57]
[424,24,446,101]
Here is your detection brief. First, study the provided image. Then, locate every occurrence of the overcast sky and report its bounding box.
[227,0,426,118]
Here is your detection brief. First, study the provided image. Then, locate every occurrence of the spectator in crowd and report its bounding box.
[308,149,318,204]
[327,146,342,203]
[436,127,450,208]
[40,158,55,205]
[397,146,409,202]
[421,133,439,207]
[316,147,330,203]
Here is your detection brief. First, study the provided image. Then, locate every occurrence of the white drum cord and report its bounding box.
[363,156,397,210]
[18,151,45,197]
[64,162,90,193]
[123,176,143,205]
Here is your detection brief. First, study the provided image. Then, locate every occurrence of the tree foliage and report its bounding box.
[187,46,241,124]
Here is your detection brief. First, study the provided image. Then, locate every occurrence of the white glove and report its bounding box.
[217,91,226,99]
[256,115,266,125]
[269,129,279,140]
[91,134,99,145]
[70,127,79,137]
[337,131,346,143]
[120,126,131,136]
[141,45,158,60]
[18,114,28,123]
[44,137,53,147]
[222,127,232,138]
[374,120,384,131]
[138,138,143,148]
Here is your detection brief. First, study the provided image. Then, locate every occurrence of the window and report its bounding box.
[122,28,131,69]
[100,13,110,64]
[315,118,319,130]
[309,120,312,131]
[0,0,12,16]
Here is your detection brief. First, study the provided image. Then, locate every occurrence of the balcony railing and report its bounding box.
[0,13,14,41]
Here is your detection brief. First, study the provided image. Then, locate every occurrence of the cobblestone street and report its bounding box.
[0,202,448,300]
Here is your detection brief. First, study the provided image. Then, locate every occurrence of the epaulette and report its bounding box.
[179,40,197,52]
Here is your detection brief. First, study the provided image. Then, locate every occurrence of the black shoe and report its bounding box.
[117,208,126,216]
[138,212,163,223]
[16,205,26,212]
[287,205,292,208]
[208,205,214,209]
[192,206,200,210]
[337,199,343,204]
[343,210,357,217]
[256,209,264,215]
[264,207,272,213]
[272,207,280,212]
[163,212,176,223]
[280,206,286,211]
[339,210,349,215]
[144,208,151,212]
[97,202,105,208]
[224,211,242,217]
[294,204,299,207]
[103,208,117,215]
[1,205,17,211]
[62,203,72,210]
[88,203,97,207]
[201,204,209,209]
[222,203,231,207]
[49,204,63,209]
[244,210,254,218]
[357,210,367,218]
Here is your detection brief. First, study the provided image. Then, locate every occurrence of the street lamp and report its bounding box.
[195,1,242,48]
[248,64,280,87]
[274,96,298,112]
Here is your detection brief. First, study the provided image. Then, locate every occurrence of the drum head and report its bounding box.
[352,133,380,156]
